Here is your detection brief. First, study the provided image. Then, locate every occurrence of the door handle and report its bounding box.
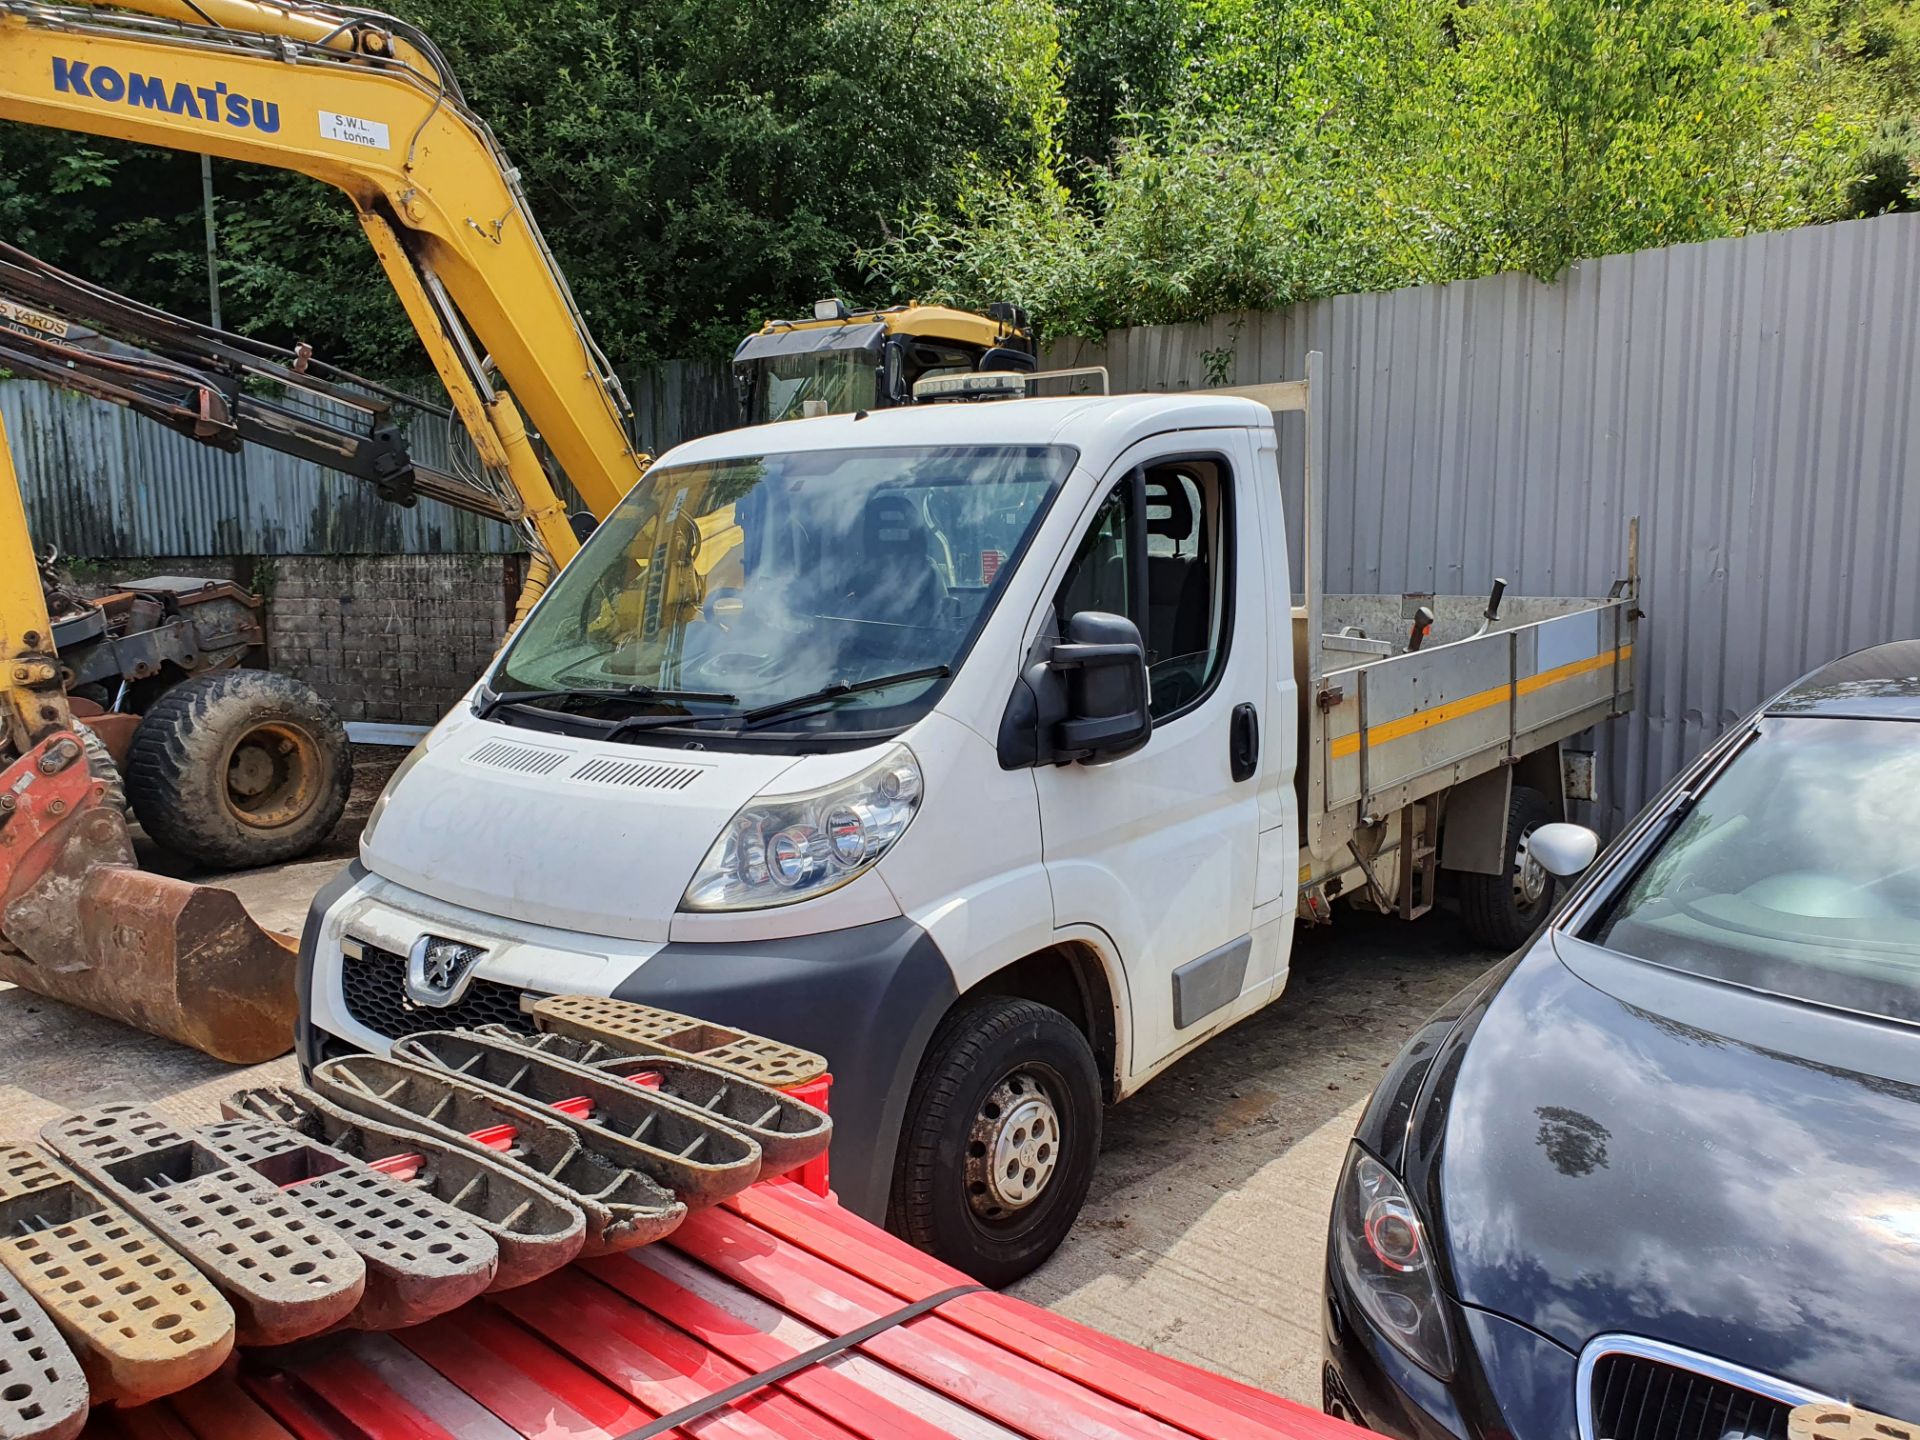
[1230,702,1259,782]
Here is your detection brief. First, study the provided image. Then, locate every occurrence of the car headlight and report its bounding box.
[680,744,922,912]
[1332,1144,1454,1379]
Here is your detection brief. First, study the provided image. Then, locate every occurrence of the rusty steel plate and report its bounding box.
[0,1146,232,1407]
[392,1030,761,1208]
[0,1252,87,1440]
[477,1027,831,1176]
[194,1120,497,1331]
[40,1107,364,1347]
[222,1085,585,1292]
[529,996,828,1088]
[310,1055,684,1255]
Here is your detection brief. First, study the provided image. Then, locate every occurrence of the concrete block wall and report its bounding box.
[65,552,518,725]
[263,554,518,725]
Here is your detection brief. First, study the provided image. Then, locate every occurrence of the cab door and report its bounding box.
[1030,432,1267,1081]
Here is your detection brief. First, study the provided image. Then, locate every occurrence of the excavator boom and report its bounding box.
[0,0,660,1060]
[0,0,650,562]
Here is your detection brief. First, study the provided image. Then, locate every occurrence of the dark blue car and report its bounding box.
[1324,640,1920,1440]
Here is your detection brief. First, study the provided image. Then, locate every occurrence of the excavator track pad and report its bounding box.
[392,1029,762,1206]
[39,1107,363,1346]
[194,1120,497,1330]
[530,995,828,1087]
[476,1026,832,1176]
[0,736,297,1065]
[221,1085,585,1292]
[0,1145,232,1408]
[0,1260,86,1440]
[310,1055,685,1254]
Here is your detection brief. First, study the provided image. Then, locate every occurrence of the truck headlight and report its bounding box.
[1332,1145,1454,1379]
[680,745,922,911]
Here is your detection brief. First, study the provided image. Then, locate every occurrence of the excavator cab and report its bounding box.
[732,300,1036,425]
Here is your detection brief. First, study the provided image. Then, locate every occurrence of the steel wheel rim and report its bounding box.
[222,720,323,829]
[966,1069,1062,1219]
[1513,824,1549,907]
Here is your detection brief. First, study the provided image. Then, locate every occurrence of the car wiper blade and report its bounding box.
[600,709,748,741]
[480,684,738,723]
[738,665,951,730]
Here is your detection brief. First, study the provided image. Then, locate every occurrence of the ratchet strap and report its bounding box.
[615,1283,986,1438]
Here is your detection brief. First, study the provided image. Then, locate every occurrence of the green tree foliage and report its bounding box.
[0,0,1061,370]
[873,0,1920,338]
[0,0,1911,362]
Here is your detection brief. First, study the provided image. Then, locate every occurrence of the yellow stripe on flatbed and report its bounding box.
[1327,645,1632,760]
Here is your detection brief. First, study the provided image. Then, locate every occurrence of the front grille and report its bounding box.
[1589,1352,1793,1440]
[339,940,536,1041]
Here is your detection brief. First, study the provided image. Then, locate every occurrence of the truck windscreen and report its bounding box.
[492,444,1076,739]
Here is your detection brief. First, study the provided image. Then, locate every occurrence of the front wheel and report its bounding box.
[888,996,1102,1288]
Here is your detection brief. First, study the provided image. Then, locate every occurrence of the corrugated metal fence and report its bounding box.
[1047,212,1920,825]
[4,357,731,558]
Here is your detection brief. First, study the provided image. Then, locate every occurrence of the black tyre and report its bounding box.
[72,720,127,817]
[1456,783,1557,949]
[888,996,1102,1288]
[126,669,351,871]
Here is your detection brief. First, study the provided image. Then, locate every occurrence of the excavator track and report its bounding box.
[194,1120,497,1330]
[530,995,829,1087]
[310,1055,685,1254]
[391,1030,763,1207]
[221,1085,585,1291]
[38,1108,364,1346]
[474,1026,832,1176]
[0,1262,85,1440]
[0,1146,231,1407]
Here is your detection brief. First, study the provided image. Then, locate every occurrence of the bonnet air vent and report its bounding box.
[466,739,570,775]
[569,757,705,791]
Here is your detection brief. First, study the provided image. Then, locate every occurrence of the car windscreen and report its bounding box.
[491,443,1073,741]
[1590,715,1920,1023]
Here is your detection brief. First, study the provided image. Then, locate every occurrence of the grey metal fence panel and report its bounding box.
[2,380,518,557]
[6,355,739,558]
[1047,213,1920,827]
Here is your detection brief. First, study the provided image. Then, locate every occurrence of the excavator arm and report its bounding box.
[0,0,652,565]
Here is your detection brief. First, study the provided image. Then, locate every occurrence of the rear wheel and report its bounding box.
[72,721,127,817]
[1456,783,1557,949]
[889,996,1101,1287]
[126,669,351,871]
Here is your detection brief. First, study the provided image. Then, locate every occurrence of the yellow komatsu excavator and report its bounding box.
[0,0,654,1060]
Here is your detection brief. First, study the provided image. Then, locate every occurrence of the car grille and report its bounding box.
[1588,1352,1794,1440]
[339,939,537,1041]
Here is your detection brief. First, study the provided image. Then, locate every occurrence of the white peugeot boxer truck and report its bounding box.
[298,355,1638,1283]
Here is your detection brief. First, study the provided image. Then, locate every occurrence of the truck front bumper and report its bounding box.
[296,864,957,1221]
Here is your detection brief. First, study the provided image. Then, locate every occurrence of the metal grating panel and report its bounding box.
[466,740,570,776]
[568,757,704,791]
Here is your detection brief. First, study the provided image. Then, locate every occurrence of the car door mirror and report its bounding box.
[1052,611,1152,762]
[1529,822,1600,877]
[997,611,1154,768]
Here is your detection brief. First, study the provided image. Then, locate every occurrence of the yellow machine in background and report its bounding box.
[0,0,661,1060]
[733,299,1036,425]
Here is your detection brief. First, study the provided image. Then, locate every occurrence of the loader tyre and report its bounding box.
[73,721,127,817]
[889,995,1101,1288]
[126,669,351,871]
[1457,783,1556,950]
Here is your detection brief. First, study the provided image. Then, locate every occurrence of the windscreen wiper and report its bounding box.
[479,684,738,719]
[737,665,952,731]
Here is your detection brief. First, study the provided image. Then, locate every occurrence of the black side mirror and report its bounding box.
[977,345,1038,373]
[997,611,1152,767]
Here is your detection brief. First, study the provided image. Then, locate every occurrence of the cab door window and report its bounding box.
[1055,458,1233,721]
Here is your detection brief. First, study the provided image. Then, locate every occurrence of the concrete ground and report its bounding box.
[0,834,1494,1409]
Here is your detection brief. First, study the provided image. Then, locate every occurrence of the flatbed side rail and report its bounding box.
[1308,589,1637,855]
